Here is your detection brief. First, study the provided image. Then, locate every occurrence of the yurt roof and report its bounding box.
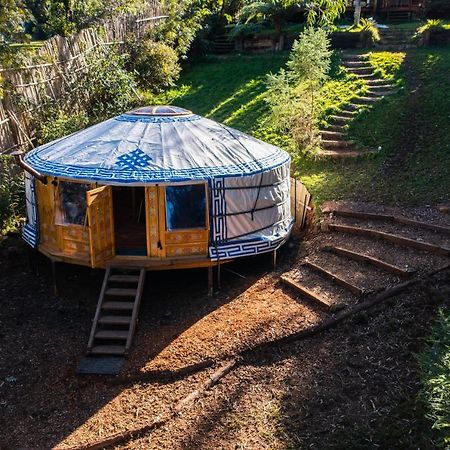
[24,106,290,185]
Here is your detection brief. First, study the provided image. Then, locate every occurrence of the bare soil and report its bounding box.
[0,204,449,450]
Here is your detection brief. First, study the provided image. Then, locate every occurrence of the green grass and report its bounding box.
[145,46,450,207]
[348,46,450,204]
[418,309,450,447]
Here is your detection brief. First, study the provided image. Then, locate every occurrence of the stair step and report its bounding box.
[108,275,140,283]
[98,315,132,325]
[105,288,137,297]
[95,330,129,340]
[367,90,396,97]
[366,78,391,86]
[320,130,346,139]
[318,149,364,158]
[353,96,378,104]
[327,124,346,132]
[322,139,354,148]
[330,115,352,123]
[102,301,134,310]
[338,110,357,117]
[368,84,395,90]
[342,61,371,69]
[90,345,126,355]
[354,72,377,79]
[346,66,374,75]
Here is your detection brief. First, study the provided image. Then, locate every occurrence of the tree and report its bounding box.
[239,0,298,50]
[305,0,347,26]
[0,0,29,43]
[266,27,332,154]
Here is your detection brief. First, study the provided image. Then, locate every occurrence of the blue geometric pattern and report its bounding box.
[211,177,227,242]
[116,148,152,170]
[209,219,293,261]
[116,114,201,124]
[25,149,290,184]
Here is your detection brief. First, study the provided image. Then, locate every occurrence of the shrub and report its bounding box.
[80,46,138,121]
[416,19,445,36]
[0,155,25,234]
[126,39,181,92]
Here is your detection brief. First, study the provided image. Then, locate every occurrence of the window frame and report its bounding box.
[164,182,209,232]
[55,179,92,228]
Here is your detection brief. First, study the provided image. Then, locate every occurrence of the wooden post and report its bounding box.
[207,266,213,297]
[271,249,277,271]
[217,263,221,291]
[51,259,58,296]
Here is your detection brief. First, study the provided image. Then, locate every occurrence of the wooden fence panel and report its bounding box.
[290,177,311,230]
[0,0,163,155]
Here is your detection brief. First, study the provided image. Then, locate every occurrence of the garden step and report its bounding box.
[342,61,371,69]
[366,78,392,86]
[368,84,396,90]
[354,72,377,79]
[326,124,347,132]
[353,96,378,104]
[320,130,346,139]
[317,149,364,158]
[330,115,352,124]
[367,90,397,97]
[322,139,355,149]
[346,66,374,75]
[337,110,357,117]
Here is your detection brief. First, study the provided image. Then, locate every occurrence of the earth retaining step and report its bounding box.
[342,61,371,68]
[329,115,353,124]
[320,130,346,139]
[366,78,393,86]
[353,96,378,104]
[326,124,347,132]
[337,110,357,117]
[346,66,374,75]
[368,84,396,90]
[317,149,365,158]
[322,139,355,149]
[367,89,396,97]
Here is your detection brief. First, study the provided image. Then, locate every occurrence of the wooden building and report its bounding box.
[348,0,422,21]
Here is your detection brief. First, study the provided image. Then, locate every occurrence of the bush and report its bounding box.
[0,155,25,234]
[126,39,181,92]
[34,107,89,144]
[80,46,138,121]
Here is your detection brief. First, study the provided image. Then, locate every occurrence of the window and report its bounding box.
[59,181,90,225]
[165,184,207,230]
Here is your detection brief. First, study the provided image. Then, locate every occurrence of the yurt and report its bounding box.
[17,106,295,271]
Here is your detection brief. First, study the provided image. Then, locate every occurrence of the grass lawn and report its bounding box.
[145,46,450,207]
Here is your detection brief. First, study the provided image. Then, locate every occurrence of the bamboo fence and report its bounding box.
[0,0,163,155]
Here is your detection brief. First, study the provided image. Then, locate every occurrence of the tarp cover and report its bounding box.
[25,112,290,184]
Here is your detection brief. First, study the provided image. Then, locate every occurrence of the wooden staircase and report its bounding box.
[87,267,146,356]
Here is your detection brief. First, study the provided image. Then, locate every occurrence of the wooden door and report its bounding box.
[145,186,166,258]
[87,185,115,267]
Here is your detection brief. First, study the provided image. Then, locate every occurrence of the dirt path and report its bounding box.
[0,204,449,449]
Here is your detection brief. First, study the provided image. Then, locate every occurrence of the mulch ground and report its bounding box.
[0,204,449,449]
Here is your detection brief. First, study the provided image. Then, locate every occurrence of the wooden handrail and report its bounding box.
[11,151,48,184]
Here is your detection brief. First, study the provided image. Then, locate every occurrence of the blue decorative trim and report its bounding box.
[209,220,293,261]
[24,149,290,184]
[211,177,227,243]
[116,148,152,170]
[116,114,201,124]
[22,223,38,248]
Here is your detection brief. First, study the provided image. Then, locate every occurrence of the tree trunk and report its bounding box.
[274,18,283,51]
[354,0,362,26]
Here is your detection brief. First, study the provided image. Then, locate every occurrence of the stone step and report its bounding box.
[366,78,392,86]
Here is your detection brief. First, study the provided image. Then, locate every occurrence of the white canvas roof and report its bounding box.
[25,106,290,185]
